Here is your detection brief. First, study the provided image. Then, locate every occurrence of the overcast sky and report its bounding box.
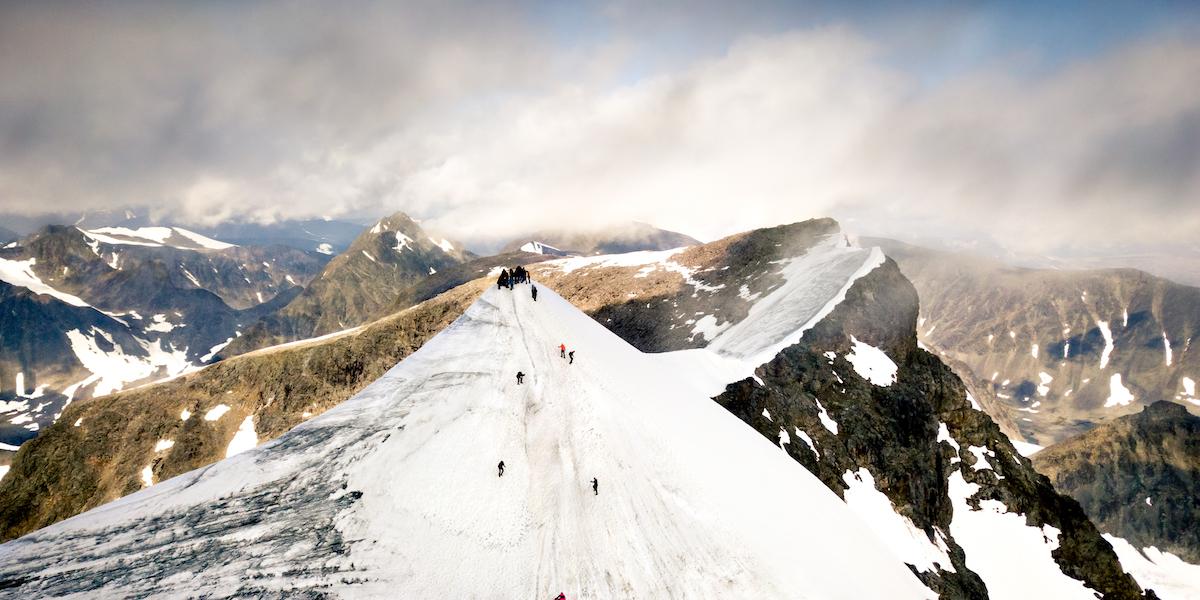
[1,1,1198,254]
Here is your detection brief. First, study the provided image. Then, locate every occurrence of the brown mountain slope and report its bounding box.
[867,237,1200,447]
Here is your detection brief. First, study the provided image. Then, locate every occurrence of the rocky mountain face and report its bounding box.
[867,237,1200,448]
[1034,401,1200,564]
[225,213,471,355]
[0,279,485,541]
[500,220,700,256]
[0,226,323,445]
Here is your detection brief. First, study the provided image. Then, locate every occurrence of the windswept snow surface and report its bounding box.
[0,286,933,599]
[706,238,885,368]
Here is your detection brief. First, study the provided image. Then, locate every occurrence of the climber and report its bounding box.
[554,594,566,600]
[568,350,574,364]
[560,343,566,358]
[531,284,538,301]
[591,477,599,496]
[516,371,525,385]
[497,269,510,289]
[498,461,505,477]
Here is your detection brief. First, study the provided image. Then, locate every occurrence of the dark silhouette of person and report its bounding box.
[559,344,566,358]
[531,285,538,301]
[591,477,598,495]
[516,371,525,384]
[498,461,505,477]
[554,594,566,600]
[497,269,510,289]
[568,350,574,364]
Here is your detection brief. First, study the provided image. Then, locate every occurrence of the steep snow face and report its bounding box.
[1104,534,1200,600]
[706,239,885,367]
[947,471,1096,599]
[0,287,933,599]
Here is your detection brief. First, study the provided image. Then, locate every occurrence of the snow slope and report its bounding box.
[0,286,932,599]
[707,236,885,367]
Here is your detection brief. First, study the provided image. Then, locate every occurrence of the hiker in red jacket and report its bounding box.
[559,343,566,358]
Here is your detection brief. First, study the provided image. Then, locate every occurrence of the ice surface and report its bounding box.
[0,286,934,599]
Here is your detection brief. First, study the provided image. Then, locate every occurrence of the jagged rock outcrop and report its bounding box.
[1034,400,1200,564]
[868,237,1200,447]
[711,259,1147,598]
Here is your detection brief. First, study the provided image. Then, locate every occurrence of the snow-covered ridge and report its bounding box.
[82,227,235,250]
[0,286,935,599]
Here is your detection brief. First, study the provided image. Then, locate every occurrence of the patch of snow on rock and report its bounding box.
[1098,320,1114,368]
[204,404,230,421]
[1105,374,1135,407]
[815,398,839,435]
[225,415,258,458]
[846,336,898,387]
[795,428,819,458]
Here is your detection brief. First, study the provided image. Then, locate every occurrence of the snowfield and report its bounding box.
[0,285,934,599]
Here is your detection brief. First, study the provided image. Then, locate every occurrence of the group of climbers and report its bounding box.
[496,265,532,290]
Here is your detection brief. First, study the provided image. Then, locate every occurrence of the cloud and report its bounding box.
[0,2,1197,254]
[399,29,1200,251]
[0,0,557,223]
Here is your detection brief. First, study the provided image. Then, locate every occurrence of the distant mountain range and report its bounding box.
[0,225,325,446]
[0,218,1166,598]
